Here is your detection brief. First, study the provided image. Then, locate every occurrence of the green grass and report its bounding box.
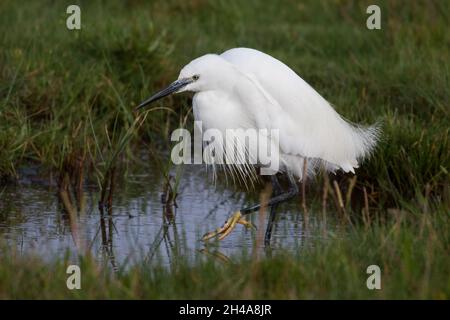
[0,0,449,299]
[0,0,448,199]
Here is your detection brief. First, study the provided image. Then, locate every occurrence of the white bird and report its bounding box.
[137,47,380,244]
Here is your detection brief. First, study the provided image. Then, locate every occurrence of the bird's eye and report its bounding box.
[193,75,200,81]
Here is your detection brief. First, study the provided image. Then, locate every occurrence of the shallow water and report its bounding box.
[0,161,330,268]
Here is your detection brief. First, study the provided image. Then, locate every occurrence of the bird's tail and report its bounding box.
[353,121,381,159]
[342,120,381,172]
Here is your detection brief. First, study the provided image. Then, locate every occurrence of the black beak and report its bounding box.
[135,78,193,111]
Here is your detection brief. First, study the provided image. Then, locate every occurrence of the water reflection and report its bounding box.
[0,162,331,268]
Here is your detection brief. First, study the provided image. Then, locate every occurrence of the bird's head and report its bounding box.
[135,54,233,110]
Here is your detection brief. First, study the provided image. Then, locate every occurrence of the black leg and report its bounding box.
[241,173,299,215]
[264,205,278,246]
[202,174,299,243]
[271,174,282,195]
[264,175,281,246]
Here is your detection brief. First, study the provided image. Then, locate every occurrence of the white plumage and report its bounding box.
[142,47,380,183]
[220,48,380,176]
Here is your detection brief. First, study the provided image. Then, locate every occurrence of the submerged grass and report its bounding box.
[0,0,449,299]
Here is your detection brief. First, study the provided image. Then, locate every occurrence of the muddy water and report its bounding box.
[0,162,329,268]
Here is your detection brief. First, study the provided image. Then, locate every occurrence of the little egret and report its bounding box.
[137,47,380,245]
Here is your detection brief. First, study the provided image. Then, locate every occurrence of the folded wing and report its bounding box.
[221,47,379,173]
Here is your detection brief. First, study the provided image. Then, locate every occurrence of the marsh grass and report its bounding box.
[0,0,449,299]
[0,0,448,203]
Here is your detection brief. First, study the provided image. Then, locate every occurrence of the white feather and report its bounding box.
[179,48,380,182]
[221,48,380,177]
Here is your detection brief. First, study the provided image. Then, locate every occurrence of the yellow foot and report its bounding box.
[202,211,255,242]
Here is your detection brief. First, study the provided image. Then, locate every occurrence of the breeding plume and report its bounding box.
[137,47,379,245]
